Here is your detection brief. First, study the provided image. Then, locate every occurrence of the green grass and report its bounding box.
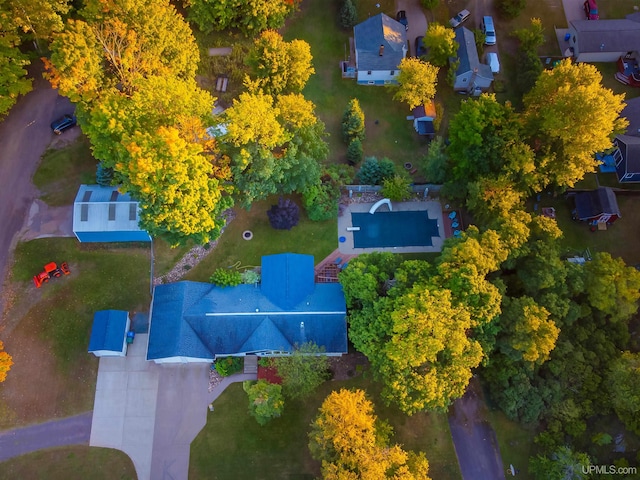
[11,238,151,370]
[152,237,194,276]
[183,196,337,282]
[486,409,538,480]
[593,63,640,101]
[603,0,640,19]
[33,137,97,206]
[0,446,136,480]
[189,375,462,480]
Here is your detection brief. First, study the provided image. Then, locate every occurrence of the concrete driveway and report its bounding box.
[90,333,257,480]
[396,0,428,57]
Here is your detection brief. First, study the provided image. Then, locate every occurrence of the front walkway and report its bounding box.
[90,334,256,480]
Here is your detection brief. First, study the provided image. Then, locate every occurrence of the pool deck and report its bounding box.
[337,200,446,255]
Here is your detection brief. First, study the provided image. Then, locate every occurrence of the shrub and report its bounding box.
[357,156,396,185]
[214,356,244,376]
[303,164,354,221]
[421,0,438,8]
[338,0,358,29]
[341,98,365,144]
[244,380,284,426]
[210,268,243,287]
[241,269,261,284]
[381,174,412,201]
[346,138,363,165]
[267,197,300,230]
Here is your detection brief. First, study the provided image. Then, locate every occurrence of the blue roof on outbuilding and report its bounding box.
[147,254,348,360]
[354,13,407,71]
[88,310,129,352]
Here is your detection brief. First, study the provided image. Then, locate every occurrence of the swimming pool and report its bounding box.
[351,211,439,248]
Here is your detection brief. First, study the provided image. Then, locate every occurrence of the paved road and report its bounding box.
[0,412,92,462]
[0,60,72,319]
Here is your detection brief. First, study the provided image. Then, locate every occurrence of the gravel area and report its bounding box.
[153,209,236,285]
[208,367,224,392]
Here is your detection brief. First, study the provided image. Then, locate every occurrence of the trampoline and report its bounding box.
[351,211,439,248]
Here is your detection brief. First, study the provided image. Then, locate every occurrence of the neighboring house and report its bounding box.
[612,97,640,182]
[73,185,151,243]
[88,310,131,357]
[567,18,640,63]
[412,101,437,137]
[573,187,621,223]
[353,13,407,85]
[146,253,348,364]
[452,27,493,93]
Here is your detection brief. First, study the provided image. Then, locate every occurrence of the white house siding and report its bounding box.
[91,349,127,358]
[356,69,399,85]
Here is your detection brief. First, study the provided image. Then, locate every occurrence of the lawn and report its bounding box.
[0,238,150,428]
[0,446,136,480]
[183,195,337,282]
[189,374,462,480]
[486,409,538,480]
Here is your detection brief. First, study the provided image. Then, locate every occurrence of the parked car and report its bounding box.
[396,10,408,31]
[584,0,599,19]
[449,9,470,28]
[485,52,500,74]
[50,114,77,135]
[481,16,496,45]
[415,36,427,57]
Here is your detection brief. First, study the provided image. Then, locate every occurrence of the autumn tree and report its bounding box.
[424,23,458,67]
[524,60,627,188]
[4,0,69,51]
[309,389,431,479]
[0,340,13,382]
[391,57,439,110]
[272,342,330,399]
[246,30,314,95]
[186,0,299,35]
[341,98,365,144]
[0,10,32,116]
[244,380,284,425]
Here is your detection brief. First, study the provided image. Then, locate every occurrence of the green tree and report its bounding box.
[341,98,365,144]
[529,446,591,480]
[524,60,628,188]
[309,389,432,479]
[391,57,439,110]
[346,138,363,165]
[186,0,298,35]
[381,174,412,201]
[244,380,284,426]
[95,162,114,186]
[0,340,13,383]
[273,342,330,400]
[246,30,314,95]
[420,136,449,183]
[338,0,357,29]
[514,19,544,96]
[0,11,32,116]
[514,18,545,52]
[495,0,526,19]
[608,352,640,435]
[302,164,353,221]
[424,23,458,67]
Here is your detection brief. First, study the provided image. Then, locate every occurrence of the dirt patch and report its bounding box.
[328,351,369,381]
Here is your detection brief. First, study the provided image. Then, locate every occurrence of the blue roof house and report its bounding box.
[452,27,493,94]
[354,13,407,85]
[147,254,348,364]
[73,185,151,243]
[88,310,131,357]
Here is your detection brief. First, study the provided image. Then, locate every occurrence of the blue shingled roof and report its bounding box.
[354,13,406,71]
[147,254,348,360]
[88,310,128,352]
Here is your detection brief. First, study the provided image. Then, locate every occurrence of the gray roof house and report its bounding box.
[73,185,151,243]
[146,253,348,364]
[354,13,407,85]
[452,27,493,93]
[567,18,640,63]
[614,97,640,182]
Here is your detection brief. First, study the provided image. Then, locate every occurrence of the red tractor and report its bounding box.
[33,262,71,288]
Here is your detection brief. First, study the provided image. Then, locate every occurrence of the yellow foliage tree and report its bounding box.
[0,341,14,383]
[391,57,439,111]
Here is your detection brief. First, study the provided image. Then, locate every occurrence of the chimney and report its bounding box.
[379,44,384,56]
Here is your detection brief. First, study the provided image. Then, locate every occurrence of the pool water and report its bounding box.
[351,211,439,248]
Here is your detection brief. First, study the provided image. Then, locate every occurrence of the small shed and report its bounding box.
[73,185,151,243]
[574,187,621,223]
[88,310,131,357]
[412,102,437,137]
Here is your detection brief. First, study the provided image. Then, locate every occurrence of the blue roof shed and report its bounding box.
[147,254,348,363]
[89,310,130,357]
[73,185,151,243]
